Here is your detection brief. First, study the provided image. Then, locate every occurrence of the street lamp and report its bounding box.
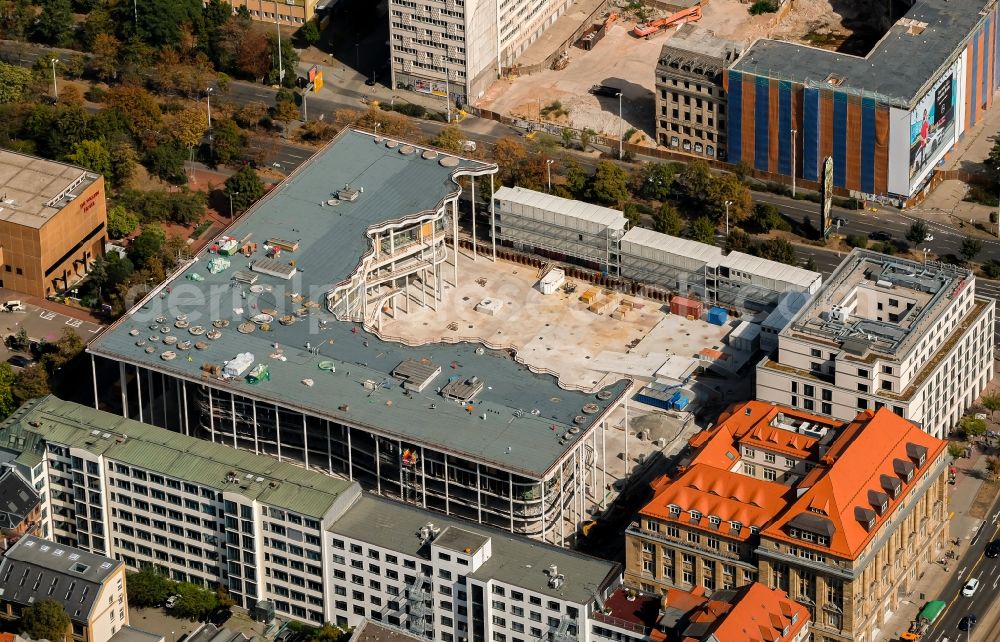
[228,190,239,219]
[274,1,284,84]
[790,128,797,197]
[205,87,213,129]
[617,92,624,160]
[374,122,381,138]
[546,159,554,192]
[725,200,733,238]
[50,58,59,101]
[922,246,930,267]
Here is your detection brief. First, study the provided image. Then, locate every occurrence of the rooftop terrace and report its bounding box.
[0,150,100,228]
[88,129,630,478]
[731,0,991,105]
[784,249,972,359]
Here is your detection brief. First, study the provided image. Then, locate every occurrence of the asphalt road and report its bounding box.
[923,490,1000,642]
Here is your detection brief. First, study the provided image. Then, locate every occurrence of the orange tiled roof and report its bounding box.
[685,424,742,471]
[640,464,791,539]
[763,408,946,560]
[705,584,809,642]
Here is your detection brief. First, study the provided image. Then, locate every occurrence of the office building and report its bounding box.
[756,249,994,438]
[655,25,741,160]
[327,493,620,639]
[727,0,1000,202]
[88,129,631,544]
[624,401,948,642]
[389,0,576,103]
[0,535,128,642]
[0,150,107,297]
[223,0,317,25]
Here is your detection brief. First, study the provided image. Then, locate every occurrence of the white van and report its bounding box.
[3,301,25,312]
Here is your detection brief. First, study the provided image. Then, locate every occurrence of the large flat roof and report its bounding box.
[0,397,359,519]
[784,249,971,359]
[89,129,629,478]
[0,151,99,228]
[720,252,821,290]
[620,226,723,265]
[731,0,991,105]
[329,495,620,603]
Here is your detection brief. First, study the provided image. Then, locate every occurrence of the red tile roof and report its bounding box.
[702,584,809,642]
[763,407,946,559]
[641,464,791,539]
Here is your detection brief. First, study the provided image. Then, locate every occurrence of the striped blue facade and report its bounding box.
[832,93,847,188]
[754,76,769,171]
[861,98,877,194]
[728,72,742,163]
[778,81,792,176]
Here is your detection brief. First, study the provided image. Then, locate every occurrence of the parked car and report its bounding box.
[462,140,477,152]
[959,614,977,631]
[165,594,180,609]
[868,230,892,241]
[2,300,25,312]
[6,355,31,368]
[985,539,1000,558]
[924,233,934,241]
[961,578,980,597]
[589,84,620,97]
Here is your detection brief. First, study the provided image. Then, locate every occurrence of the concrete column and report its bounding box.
[231,395,238,449]
[471,178,477,260]
[207,387,214,443]
[119,361,128,418]
[420,446,427,508]
[476,463,483,523]
[303,414,310,469]
[347,426,353,480]
[182,381,189,436]
[490,174,496,261]
[375,437,382,495]
[135,365,144,423]
[452,199,459,288]
[91,354,99,409]
[275,404,282,462]
[252,399,259,454]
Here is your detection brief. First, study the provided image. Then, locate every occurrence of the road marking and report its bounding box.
[993,510,999,524]
[958,565,967,577]
[38,311,55,320]
[64,319,82,328]
[990,565,997,575]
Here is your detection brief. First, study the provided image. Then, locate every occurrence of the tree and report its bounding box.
[130,224,166,265]
[756,238,798,265]
[208,118,245,166]
[726,229,753,253]
[224,166,265,213]
[12,365,50,405]
[298,18,321,46]
[987,138,1000,189]
[906,220,930,245]
[105,85,163,147]
[0,62,34,103]
[652,202,684,235]
[126,0,204,47]
[563,160,589,199]
[733,159,753,182]
[960,237,984,263]
[579,128,595,152]
[706,173,752,223]
[90,33,122,82]
[987,456,1000,480]
[0,363,16,420]
[674,160,714,206]
[947,442,965,459]
[109,143,138,188]
[311,624,347,642]
[107,205,139,239]
[172,582,219,620]
[689,216,716,244]
[170,105,209,150]
[235,30,270,80]
[560,128,575,149]
[31,0,73,46]
[493,136,527,185]
[126,566,174,607]
[981,391,1000,420]
[589,161,629,206]
[40,328,84,376]
[65,139,113,177]
[636,162,676,201]
[144,141,189,185]
[20,599,70,642]
[273,99,300,126]
[751,202,788,232]
[0,0,33,41]
[267,32,299,87]
[622,203,640,228]
[430,125,465,153]
[960,414,987,439]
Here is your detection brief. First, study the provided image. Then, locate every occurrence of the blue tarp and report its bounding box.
[707,307,728,326]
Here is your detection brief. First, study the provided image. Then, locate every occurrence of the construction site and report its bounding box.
[477,0,899,143]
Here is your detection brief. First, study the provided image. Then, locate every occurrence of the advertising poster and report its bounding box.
[414,79,448,97]
[821,156,833,237]
[908,66,957,190]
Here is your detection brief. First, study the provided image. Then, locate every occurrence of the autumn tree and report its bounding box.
[169,105,209,150]
[430,125,465,153]
[706,173,752,223]
[13,365,49,404]
[492,136,527,185]
[355,106,411,138]
[31,0,73,46]
[689,216,716,244]
[273,99,300,126]
[105,85,163,148]
[652,202,684,236]
[588,161,630,206]
[65,139,113,176]
[235,30,270,80]
[224,165,265,213]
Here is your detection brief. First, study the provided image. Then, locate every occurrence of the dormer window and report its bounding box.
[906,442,927,467]
[788,527,799,539]
[868,490,890,515]
[668,504,681,517]
[689,510,702,523]
[708,516,721,527]
[730,521,743,535]
[893,458,915,484]
[855,507,877,532]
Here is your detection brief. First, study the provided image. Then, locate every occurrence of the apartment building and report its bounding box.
[624,401,948,642]
[654,25,740,160]
[222,0,318,25]
[592,583,809,642]
[0,150,107,297]
[389,0,574,102]
[0,535,128,642]
[89,130,630,545]
[0,396,361,624]
[327,493,620,641]
[756,249,995,437]
[0,466,41,543]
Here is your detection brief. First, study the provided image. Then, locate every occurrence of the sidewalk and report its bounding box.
[878,445,993,641]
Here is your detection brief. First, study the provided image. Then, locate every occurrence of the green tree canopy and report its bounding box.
[209,118,245,166]
[65,139,113,177]
[130,224,167,266]
[981,391,1000,420]
[172,582,219,620]
[298,19,321,46]
[0,363,16,420]
[636,162,676,201]
[652,202,683,236]
[144,140,189,185]
[750,202,788,232]
[224,165,265,213]
[430,125,465,154]
[689,216,715,244]
[906,220,930,245]
[961,237,984,262]
[0,62,34,104]
[31,0,74,46]
[13,365,50,404]
[20,599,70,642]
[126,566,174,607]
[107,204,139,239]
[960,414,987,438]
[588,160,629,206]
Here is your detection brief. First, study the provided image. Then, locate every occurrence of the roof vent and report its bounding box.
[824,73,845,86]
[337,185,361,202]
[417,522,440,544]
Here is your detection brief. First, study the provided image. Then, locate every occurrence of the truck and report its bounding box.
[900,600,947,640]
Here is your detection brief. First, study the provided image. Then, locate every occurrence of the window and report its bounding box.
[763,469,777,481]
[882,380,892,391]
[803,384,814,397]
[764,452,775,463]
[742,447,755,457]
[743,464,756,475]
[822,402,832,415]
[822,389,832,401]
[858,368,869,378]
[810,349,821,357]
[857,398,868,410]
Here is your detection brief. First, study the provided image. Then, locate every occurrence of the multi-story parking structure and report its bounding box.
[87,129,631,545]
[389,0,577,103]
[0,396,360,622]
[0,397,624,637]
[756,249,994,437]
[327,493,620,641]
[625,401,949,642]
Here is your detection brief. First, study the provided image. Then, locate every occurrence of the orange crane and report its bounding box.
[631,5,702,38]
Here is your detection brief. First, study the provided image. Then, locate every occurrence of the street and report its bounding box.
[923,490,1000,642]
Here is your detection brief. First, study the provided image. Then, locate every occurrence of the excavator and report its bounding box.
[631,5,702,38]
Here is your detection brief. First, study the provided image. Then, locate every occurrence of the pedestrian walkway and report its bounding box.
[878,445,993,640]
